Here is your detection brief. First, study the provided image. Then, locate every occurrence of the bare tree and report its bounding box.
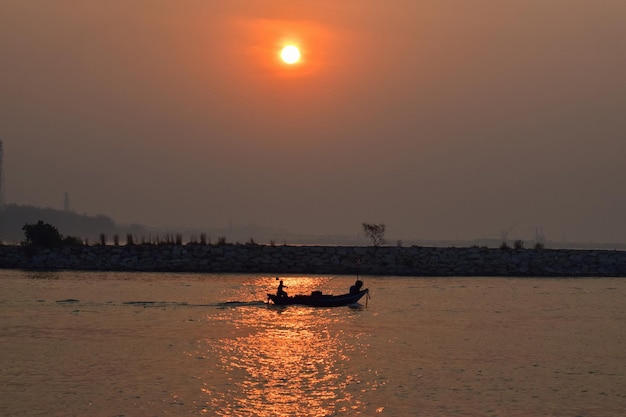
[362,222,386,247]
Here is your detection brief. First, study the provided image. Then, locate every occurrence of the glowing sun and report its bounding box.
[280,45,301,64]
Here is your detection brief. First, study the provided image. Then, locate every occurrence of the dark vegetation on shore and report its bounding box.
[11,218,548,253]
[2,204,626,251]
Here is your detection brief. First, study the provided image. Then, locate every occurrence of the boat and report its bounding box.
[267,288,369,307]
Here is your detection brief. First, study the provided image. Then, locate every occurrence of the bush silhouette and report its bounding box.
[22,221,64,248]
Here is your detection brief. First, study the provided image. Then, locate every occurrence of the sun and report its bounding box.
[280,45,301,65]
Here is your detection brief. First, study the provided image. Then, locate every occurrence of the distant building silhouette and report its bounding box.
[0,140,4,209]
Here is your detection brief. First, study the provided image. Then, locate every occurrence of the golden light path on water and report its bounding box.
[200,276,373,416]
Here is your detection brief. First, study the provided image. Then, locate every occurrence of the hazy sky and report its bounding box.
[2,0,625,243]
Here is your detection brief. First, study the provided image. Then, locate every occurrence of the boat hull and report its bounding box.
[267,289,368,307]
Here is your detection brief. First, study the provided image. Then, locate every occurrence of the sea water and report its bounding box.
[0,270,624,416]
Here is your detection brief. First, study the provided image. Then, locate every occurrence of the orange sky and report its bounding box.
[2,0,626,243]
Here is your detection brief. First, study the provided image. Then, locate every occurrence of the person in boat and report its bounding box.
[349,279,364,294]
[276,279,288,298]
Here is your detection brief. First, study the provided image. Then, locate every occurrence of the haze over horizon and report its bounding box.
[2,1,625,244]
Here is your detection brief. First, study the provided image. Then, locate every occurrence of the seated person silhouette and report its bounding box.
[349,279,363,294]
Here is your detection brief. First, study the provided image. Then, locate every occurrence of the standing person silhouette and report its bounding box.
[276,278,288,298]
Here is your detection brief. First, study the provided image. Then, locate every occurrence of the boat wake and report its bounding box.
[49,299,269,309]
[215,300,268,309]
[123,300,267,309]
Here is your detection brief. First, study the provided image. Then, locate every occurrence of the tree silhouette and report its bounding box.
[362,222,386,247]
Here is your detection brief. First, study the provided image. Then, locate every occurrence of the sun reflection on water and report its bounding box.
[201,304,365,416]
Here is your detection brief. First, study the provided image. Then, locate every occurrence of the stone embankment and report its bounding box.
[1,244,626,276]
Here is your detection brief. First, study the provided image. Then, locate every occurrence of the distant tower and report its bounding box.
[0,140,4,209]
[64,192,70,212]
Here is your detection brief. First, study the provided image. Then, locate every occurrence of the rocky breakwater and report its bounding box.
[1,244,626,276]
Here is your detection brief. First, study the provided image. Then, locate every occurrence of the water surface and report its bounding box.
[1,270,624,416]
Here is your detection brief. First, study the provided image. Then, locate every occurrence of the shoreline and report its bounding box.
[1,244,626,276]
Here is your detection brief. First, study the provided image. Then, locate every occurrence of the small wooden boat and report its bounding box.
[267,288,369,307]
